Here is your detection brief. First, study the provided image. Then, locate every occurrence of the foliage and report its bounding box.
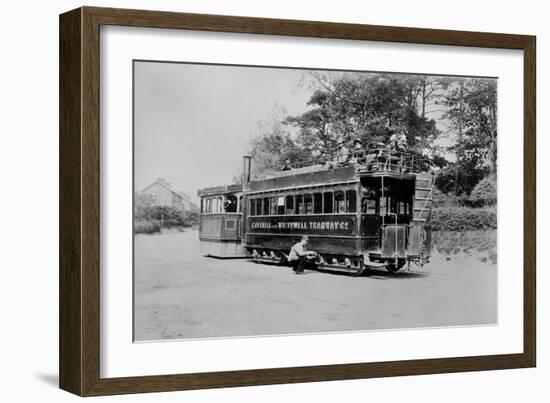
[239,72,498,194]
[286,73,441,157]
[431,207,497,231]
[233,110,312,181]
[134,193,156,221]
[435,163,485,197]
[134,192,198,233]
[184,209,200,225]
[134,220,161,234]
[432,188,468,207]
[469,175,497,206]
[440,78,497,194]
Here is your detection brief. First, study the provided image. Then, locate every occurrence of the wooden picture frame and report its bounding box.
[59,6,536,396]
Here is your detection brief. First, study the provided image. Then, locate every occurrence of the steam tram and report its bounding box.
[198,149,435,274]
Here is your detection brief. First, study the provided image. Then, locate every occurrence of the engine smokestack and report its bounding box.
[243,155,251,184]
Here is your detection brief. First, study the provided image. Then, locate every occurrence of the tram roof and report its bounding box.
[246,165,357,193]
[198,148,433,197]
[197,183,243,197]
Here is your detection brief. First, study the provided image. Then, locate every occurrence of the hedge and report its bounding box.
[431,207,497,231]
[134,220,161,234]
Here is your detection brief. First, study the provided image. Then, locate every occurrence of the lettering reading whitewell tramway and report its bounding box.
[197,147,435,275]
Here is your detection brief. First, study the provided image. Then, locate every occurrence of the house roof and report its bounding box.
[141,179,190,201]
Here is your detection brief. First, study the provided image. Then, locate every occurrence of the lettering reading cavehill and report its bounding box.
[250,219,350,231]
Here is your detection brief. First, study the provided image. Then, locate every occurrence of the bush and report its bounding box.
[432,207,497,231]
[470,176,497,206]
[432,188,468,207]
[134,220,161,234]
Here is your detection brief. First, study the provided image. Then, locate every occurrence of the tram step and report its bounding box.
[252,257,283,265]
[317,263,363,274]
[365,262,387,268]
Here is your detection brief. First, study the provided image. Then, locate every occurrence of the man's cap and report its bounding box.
[353,138,363,145]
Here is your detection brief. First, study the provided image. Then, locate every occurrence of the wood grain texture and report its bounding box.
[59,8,83,396]
[59,6,537,396]
[523,37,536,367]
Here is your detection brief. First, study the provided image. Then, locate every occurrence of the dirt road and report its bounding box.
[134,229,497,341]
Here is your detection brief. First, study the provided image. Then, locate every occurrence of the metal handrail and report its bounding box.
[285,147,434,174]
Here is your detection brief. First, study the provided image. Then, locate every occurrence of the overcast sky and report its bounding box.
[134,61,312,204]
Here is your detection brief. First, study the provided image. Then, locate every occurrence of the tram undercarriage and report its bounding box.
[247,247,429,275]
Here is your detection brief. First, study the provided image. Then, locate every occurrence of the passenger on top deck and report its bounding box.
[349,138,366,165]
[317,150,328,166]
[328,138,351,169]
[281,159,293,171]
[389,132,407,150]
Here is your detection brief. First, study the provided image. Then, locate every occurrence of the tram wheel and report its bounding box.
[385,259,406,273]
[273,251,285,265]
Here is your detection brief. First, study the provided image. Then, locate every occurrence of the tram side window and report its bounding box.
[277,196,285,215]
[263,197,270,216]
[380,196,389,215]
[334,191,345,213]
[398,201,407,215]
[313,193,322,214]
[346,190,357,213]
[285,195,294,215]
[295,194,304,214]
[215,197,220,213]
[256,198,263,216]
[304,194,313,214]
[323,192,333,214]
[249,199,256,216]
[239,196,243,213]
[361,197,377,214]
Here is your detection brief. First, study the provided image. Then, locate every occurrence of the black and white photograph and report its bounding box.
[133,61,498,341]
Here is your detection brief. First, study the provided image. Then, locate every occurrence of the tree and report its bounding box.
[134,192,156,220]
[441,78,498,195]
[234,110,311,181]
[286,72,440,156]
[470,175,497,206]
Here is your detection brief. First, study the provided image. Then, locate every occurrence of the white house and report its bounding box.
[140,178,197,212]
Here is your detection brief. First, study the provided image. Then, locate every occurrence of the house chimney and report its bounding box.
[243,155,251,184]
[157,178,171,188]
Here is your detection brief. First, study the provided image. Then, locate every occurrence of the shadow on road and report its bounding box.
[363,269,428,280]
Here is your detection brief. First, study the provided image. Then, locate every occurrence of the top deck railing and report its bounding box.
[286,148,434,175]
[354,149,434,175]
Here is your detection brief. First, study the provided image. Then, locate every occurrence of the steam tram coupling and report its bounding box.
[198,148,436,275]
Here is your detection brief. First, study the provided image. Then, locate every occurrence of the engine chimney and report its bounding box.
[243,155,252,184]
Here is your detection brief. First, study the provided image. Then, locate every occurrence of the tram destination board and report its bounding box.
[248,215,356,236]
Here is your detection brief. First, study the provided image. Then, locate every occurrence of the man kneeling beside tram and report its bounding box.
[288,236,317,274]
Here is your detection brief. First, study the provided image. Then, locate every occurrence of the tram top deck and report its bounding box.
[245,148,433,194]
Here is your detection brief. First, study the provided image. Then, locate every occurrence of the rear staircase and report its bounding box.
[408,171,435,262]
[412,172,435,224]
